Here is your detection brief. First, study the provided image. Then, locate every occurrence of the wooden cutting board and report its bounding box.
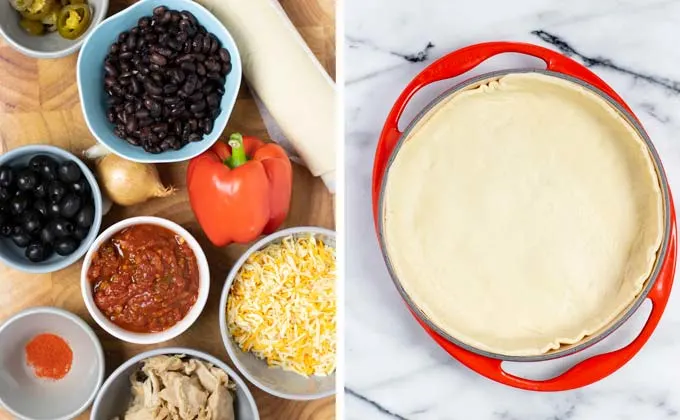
[0,0,336,418]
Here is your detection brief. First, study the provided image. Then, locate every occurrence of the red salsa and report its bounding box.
[88,224,200,333]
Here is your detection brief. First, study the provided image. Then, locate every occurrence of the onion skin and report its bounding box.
[95,153,175,206]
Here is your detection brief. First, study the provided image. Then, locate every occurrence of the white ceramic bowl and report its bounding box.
[220,226,337,400]
[0,307,105,420]
[81,216,210,344]
[90,347,260,420]
[0,0,109,59]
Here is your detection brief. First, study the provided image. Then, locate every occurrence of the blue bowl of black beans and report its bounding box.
[77,0,242,163]
[0,145,103,273]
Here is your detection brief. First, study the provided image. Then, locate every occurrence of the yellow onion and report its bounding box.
[85,145,175,206]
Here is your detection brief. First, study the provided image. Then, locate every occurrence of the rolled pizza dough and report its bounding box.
[383,72,664,356]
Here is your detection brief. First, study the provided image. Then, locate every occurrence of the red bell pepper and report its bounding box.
[187,133,292,246]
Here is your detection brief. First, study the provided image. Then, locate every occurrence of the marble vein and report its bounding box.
[532,30,680,94]
[346,387,410,420]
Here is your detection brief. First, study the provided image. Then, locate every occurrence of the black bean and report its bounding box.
[204,58,220,73]
[151,122,168,134]
[207,72,224,86]
[180,10,197,25]
[164,96,180,105]
[170,105,184,118]
[160,10,172,25]
[167,38,182,52]
[193,53,206,62]
[119,51,133,61]
[202,118,213,134]
[177,54,193,64]
[126,116,138,133]
[138,16,151,27]
[190,100,206,114]
[149,63,162,72]
[104,76,117,88]
[170,10,181,23]
[196,62,206,76]
[221,62,232,76]
[150,72,164,84]
[181,61,196,73]
[188,118,198,132]
[144,81,163,95]
[127,33,137,51]
[192,35,203,53]
[163,84,179,95]
[209,34,219,54]
[187,91,203,102]
[107,108,116,123]
[153,5,167,16]
[202,35,211,54]
[188,133,202,142]
[130,78,142,94]
[150,53,168,66]
[104,62,118,77]
[118,31,129,43]
[218,48,231,63]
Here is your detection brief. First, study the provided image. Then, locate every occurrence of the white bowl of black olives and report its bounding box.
[0,145,102,273]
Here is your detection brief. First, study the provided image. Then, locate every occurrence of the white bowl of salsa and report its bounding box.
[80,216,210,344]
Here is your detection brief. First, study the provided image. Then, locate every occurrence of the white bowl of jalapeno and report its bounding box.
[0,0,108,59]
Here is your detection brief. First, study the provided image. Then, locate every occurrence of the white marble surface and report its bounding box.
[344,1,680,418]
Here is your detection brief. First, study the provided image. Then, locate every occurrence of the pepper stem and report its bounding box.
[225,133,247,169]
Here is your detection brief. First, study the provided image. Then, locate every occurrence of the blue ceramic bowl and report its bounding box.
[76,0,242,163]
[0,145,103,274]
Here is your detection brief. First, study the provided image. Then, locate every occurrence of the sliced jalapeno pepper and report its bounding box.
[57,3,91,40]
[42,9,59,32]
[9,0,35,13]
[20,0,54,21]
[19,18,45,36]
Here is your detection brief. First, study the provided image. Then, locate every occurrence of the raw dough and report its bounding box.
[383,72,664,356]
[196,0,336,189]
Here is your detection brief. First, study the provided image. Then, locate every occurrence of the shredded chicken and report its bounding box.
[114,355,235,420]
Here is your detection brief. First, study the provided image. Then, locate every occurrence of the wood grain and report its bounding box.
[0,0,336,418]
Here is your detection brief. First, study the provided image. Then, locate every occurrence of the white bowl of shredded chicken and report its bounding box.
[90,347,259,420]
[220,227,336,400]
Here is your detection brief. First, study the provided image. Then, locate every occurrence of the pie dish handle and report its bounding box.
[427,200,676,391]
[372,41,632,225]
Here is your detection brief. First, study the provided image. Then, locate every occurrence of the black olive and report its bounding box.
[0,187,12,202]
[29,155,58,181]
[71,178,90,196]
[25,241,51,262]
[16,169,38,191]
[33,199,48,217]
[9,193,29,215]
[54,237,79,256]
[59,194,81,219]
[57,161,82,183]
[53,218,74,237]
[40,222,58,245]
[0,223,13,237]
[47,200,61,218]
[0,165,14,188]
[22,209,42,234]
[73,225,89,241]
[47,181,67,203]
[75,205,94,228]
[34,182,47,199]
[11,226,32,248]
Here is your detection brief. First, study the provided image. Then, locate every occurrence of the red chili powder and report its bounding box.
[25,333,73,380]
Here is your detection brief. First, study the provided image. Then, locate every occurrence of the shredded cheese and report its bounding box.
[227,234,336,377]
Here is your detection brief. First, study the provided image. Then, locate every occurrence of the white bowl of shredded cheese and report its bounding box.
[219,226,336,400]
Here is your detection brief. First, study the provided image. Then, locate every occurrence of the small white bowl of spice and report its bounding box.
[219,226,337,400]
[0,306,105,420]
